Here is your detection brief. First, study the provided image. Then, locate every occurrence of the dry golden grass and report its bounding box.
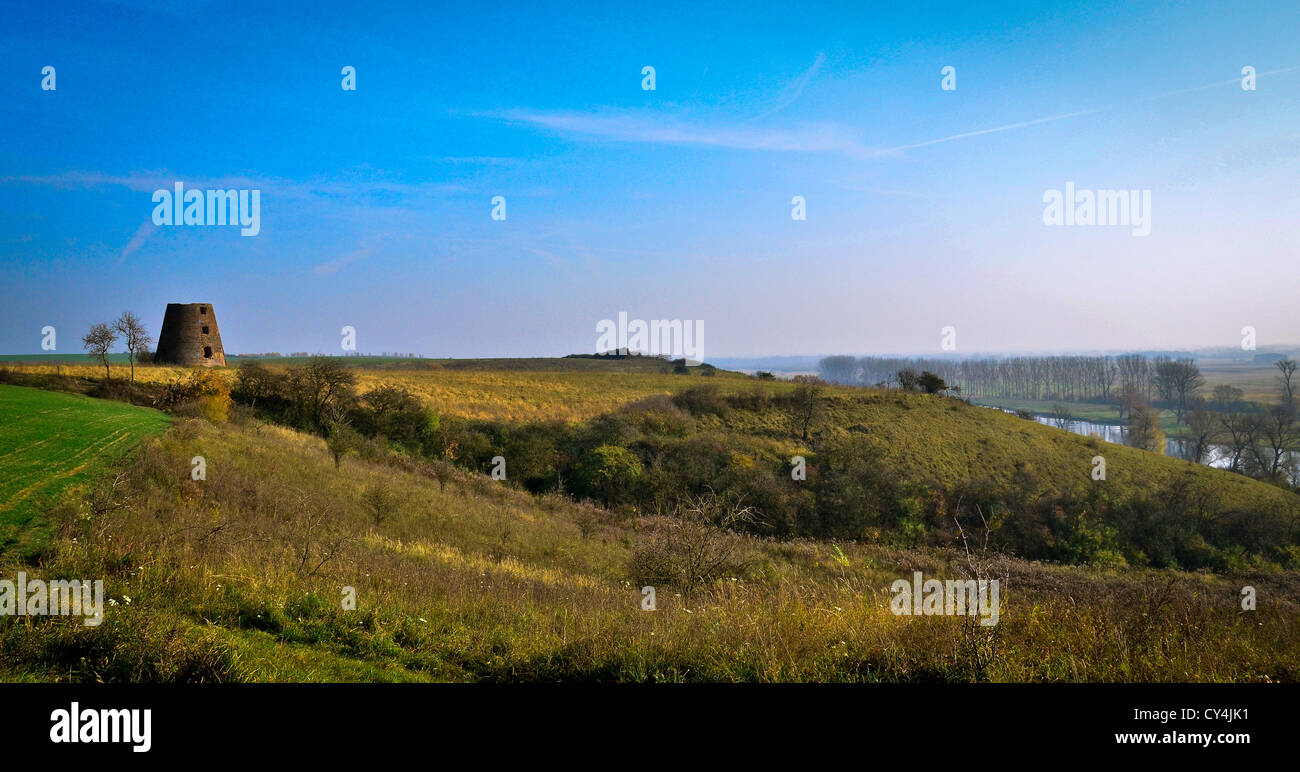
[4,361,762,422]
[9,362,194,385]
[353,369,710,422]
[2,413,1296,683]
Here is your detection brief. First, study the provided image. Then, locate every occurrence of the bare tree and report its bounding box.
[1115,383,1142,421]
[430,459,456,492]
[1249,406,1300,481]
[288,489,351,578]
[82,323,117,380]
[818,355,859,384]
[1218,411,1258,473]
[1094,356,1117,404]
[1212,384,1244,411]
[234,360,281,410]
[1049,404,1072,430]
[1152,356,1177,404]
[1117,354,1152,402]
[286,356,357,430]
[1275,358,1297,412]
[1159,358,1203,424]
[113,311,152,383]
[952,501,1007,680]
[360,482,398,525]
[790,375,825,441]
[1127,403,1165,453]
[1184,403,1217,464]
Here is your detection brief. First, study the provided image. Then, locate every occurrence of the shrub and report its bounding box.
[643,436,731,506]
[193,371,232,423]
[326,422,362,468]
[575,445,644,508]
[283,357,357,431]
[233,361,285,411]
[354,385,426,450]
[430,459,456,491]
[622,395,693,437]
[726,389,772,412]
[89,377,151,405]
[628,492,755,596]
[360,482,399,525]
[918,371,948,394]
[672,385,729,418]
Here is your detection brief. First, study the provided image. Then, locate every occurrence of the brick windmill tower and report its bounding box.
[153,303,226,366]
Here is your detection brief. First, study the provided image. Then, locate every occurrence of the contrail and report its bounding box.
[752,53,827,120]
[885,65,1300,154]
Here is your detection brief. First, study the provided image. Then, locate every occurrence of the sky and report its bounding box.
[1,0,1298,359]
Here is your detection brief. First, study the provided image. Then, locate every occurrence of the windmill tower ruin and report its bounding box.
[154,303,226,366]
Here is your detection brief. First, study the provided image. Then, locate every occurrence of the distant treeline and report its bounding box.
[821,354,1225,416]
[566,350,676,360]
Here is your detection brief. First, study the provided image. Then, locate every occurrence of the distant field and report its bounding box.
[4,353,1279,428]
[1,357,759,423]
[1199,361,1286,402]
[353,369,759,422]
[970,397,1127,424]
[0,353,699,372]
[0,385,171,542]
[0,353,141,364]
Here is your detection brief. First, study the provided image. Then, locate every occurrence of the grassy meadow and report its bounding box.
[0,357,755,422]
[2,414,1295,682]
[0,385,171,546]
[0,357,1297,682]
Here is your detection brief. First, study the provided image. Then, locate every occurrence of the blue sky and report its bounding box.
[1,0,1298,358]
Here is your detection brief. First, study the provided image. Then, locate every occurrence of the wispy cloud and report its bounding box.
[483,53,859,157]
[0,170,469,273]
[488,65,1300,162]
[0,171,465,202]
[489,107,883,158]
[314,241,377,276]
[117,220,157,265]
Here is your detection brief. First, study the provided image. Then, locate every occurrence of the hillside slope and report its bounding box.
[0,385,171,542]
[1,404,1297,682]
[750,388,1294,509]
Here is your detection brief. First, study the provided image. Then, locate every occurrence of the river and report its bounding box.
[992,408,1297,483]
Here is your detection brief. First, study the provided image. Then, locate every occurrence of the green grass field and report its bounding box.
[0,385,171,543]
